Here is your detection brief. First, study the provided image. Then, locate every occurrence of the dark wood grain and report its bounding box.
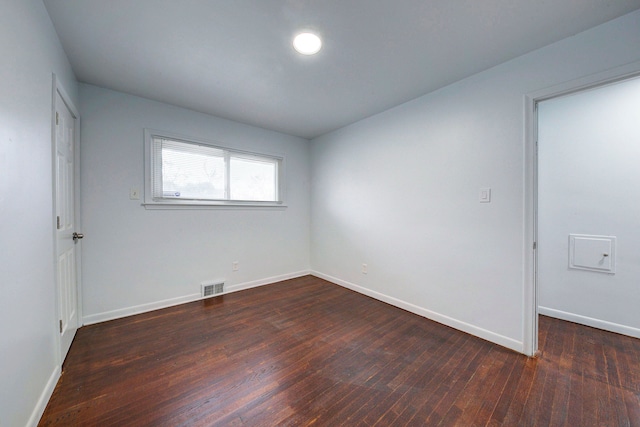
[39,275,640,426]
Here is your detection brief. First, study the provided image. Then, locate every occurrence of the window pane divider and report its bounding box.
[224,151,230,200]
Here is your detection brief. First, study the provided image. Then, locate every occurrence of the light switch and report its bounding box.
[130,188,140,200]
[479,188,491,203]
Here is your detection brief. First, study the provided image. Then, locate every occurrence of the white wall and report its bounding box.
[79,84,310,323]
[2,6,638,426]
[538,76,640,337]
[0,1,78,426]
[310,11,640,352]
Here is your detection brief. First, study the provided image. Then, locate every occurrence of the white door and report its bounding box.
[55,90,80,362]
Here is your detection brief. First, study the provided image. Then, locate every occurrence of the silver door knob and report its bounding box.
[73,232,84,242]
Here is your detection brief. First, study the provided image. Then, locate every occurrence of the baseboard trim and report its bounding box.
[83,292,201,325]
[225,270,311,293]
[27,366,61,427]
[312,271,523,354]
[538,306,640,339]
[83,270,311,326]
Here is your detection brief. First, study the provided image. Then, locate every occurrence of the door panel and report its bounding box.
[55,90,79,362]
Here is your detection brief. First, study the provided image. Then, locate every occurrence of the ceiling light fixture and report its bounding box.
[293,32,322,55]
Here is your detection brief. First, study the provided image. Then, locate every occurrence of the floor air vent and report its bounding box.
[201,281,224,298]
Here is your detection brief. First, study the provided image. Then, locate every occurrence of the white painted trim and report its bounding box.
[522,93,538,357]
[27,366,61,427]
[523,59,640,358]
[51,74,61,366]
[83,293,202,325]
[525,60,640,103]
[83,270,310,325]
[225,270,310,293]
[539,306,640,339]
[142,203,288,210]
[312,271,523,354]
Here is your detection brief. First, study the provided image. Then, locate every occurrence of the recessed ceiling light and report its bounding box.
[293,32,322,55]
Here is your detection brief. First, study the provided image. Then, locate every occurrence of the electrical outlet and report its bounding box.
[362,263,368,274]
[232,261,239,272]
[130,188,140,200]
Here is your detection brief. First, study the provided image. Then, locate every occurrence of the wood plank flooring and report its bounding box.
[39,275,640,426]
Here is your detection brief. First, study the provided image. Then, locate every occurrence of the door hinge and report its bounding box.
[533,242,537,250]
[57,216,61,229]
[59,320,63,333]
[56,111,59,125]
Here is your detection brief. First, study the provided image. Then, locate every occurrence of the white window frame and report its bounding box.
[144,129,285,209]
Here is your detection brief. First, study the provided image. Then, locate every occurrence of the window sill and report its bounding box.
[142,201,287,210]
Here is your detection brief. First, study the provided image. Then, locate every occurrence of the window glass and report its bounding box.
[162,145,226,199]
[230,156,277,201]
[146,131,283,207]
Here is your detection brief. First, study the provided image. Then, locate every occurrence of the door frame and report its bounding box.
[523,60,640,357]
[51,74,82,366]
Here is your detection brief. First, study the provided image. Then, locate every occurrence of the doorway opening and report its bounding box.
[524,61,640,357]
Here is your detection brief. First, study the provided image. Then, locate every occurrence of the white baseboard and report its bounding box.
[27,366,61,427]
[83,292,202,325]
[312,271,524,354]
[225,270,311,293]
[538,306,640,339]
[83,270,311,326]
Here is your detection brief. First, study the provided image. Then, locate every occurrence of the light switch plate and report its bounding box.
[479,188,491,203]
[129,188,140,200]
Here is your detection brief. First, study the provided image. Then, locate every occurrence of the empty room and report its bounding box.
[2,1,640,426]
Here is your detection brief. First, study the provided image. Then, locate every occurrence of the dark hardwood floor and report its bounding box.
[39,275,640,426]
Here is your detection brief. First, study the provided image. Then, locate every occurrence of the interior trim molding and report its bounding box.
[28,366,60,427]
[83,270,311,325]
[311,271,523,354]
[539,306,640,339]
[225,270,311,294]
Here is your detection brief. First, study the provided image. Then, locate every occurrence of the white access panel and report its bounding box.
[569,234,616,274]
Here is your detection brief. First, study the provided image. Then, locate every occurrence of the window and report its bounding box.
[144,130,283,208]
